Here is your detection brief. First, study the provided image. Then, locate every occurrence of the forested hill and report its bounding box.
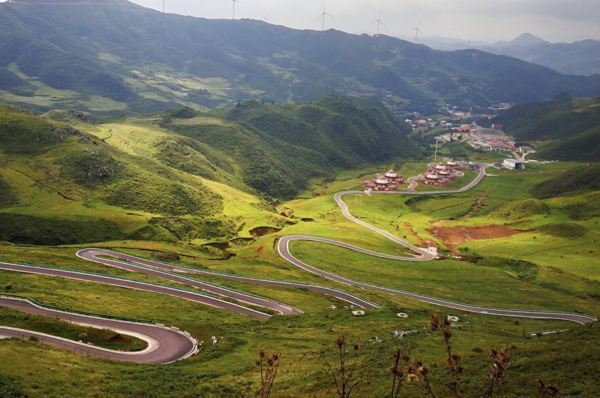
[1,0,600,115]
[494,95,600,161]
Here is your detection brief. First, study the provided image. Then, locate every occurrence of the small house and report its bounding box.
[503,158,525,171]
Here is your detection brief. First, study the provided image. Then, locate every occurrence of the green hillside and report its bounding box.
[536,125,600,161]
[0,102,598,396]
[161,96,418,198]
[1,0,600,115]
[532,163,600,199]
[0,106,248,245]
[494,95,600,160]
[0,96,417,244]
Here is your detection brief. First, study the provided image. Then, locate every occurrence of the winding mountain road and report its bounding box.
[0,164,596,364]
[277,165,597,325]
[0,296,197,364]
[77,248,378,310]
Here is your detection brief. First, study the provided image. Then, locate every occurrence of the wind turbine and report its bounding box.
[412,20,423,41]
[319,5,332,31]
[374,11,384,38]
[162,0,165,13]
[232,0,240,20]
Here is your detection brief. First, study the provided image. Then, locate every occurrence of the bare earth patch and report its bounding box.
[430,224,522,255]
[249,226,282,237]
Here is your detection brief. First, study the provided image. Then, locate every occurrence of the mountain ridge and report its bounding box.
[1,0,600,115]
[421,33,600,76]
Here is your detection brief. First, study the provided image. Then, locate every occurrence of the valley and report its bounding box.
[0,1,599,396]
[1,111,598,395]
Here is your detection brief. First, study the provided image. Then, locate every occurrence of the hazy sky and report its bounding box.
[126,0,600,42]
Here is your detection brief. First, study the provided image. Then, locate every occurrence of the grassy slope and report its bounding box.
[531,163,600,198]
[494,95,600,161]
[0,161,598,396]
[0,106,279,245]
[0,307,147,351]
[0,96,421,245]
[0,106,598,396]
[333,162,600,301]
[164,97,419,199]
[0,243,596,397]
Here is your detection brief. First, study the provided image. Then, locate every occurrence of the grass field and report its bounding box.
[0,126,598,397]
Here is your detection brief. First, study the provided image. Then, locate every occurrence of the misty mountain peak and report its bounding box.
[510,33,548,46]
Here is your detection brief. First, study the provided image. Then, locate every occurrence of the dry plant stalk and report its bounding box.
[429,314,463,397]
[537,380,560,397]
[390,347,437,398]
[390,347,408,398]
[321,336,369,398]
[256,348,280,398]
[480,348,511,398]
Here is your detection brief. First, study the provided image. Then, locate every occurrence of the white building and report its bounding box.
[503,158,525,170]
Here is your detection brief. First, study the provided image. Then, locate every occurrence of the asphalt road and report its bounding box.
[277,166,597,325]
[0,164,595,364]
[76,249,302,317]
[0,261,272,319]
[77,249,378,310]
[0,296,197,364]
[0,251,377,363]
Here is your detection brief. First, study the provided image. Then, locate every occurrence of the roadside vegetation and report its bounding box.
[0,307,147,352]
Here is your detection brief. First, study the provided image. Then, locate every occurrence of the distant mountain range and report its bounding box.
[420,33,600,76]
[1,0,600,115]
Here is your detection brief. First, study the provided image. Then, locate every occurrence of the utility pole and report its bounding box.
[434,138,439,162]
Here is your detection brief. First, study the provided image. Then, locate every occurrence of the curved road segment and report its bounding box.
[0,164,596,363]
[76,248,378,311]
[0,296,197,364]
[277,165,597,325]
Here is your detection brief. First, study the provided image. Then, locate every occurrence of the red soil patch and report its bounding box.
[430,224,521,255]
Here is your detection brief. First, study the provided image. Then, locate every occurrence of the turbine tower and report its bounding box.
[162,0,165,13]
[319,5,332,31]
[232,0,240,20]
[374,11,384,38]
[412,21,423,41]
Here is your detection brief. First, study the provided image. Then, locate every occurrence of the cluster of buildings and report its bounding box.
[470,137,516,153]
[434,124,518,153]
[364,170,404,192]
[421,160,464,187]
[463,125,517,152]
